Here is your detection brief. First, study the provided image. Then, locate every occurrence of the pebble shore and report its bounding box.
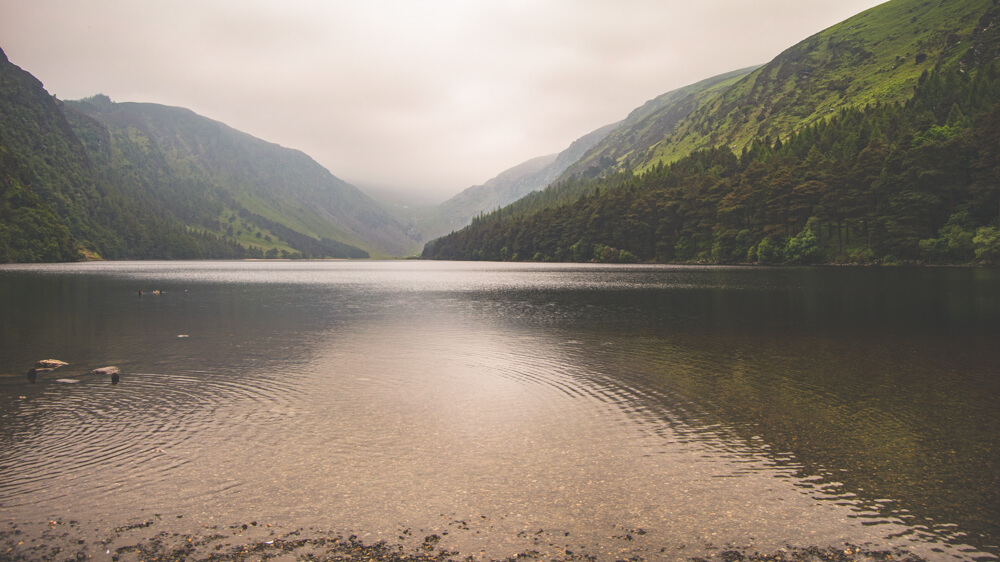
[1,517,929,562]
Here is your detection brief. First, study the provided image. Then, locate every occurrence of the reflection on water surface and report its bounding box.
[0,261,997,560]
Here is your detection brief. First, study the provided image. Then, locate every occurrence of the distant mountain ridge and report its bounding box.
[436,153,559,231]
[418,121,619,241]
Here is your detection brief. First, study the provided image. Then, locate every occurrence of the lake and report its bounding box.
[0,261,998,561]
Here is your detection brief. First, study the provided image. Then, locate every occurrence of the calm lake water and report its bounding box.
[0,261,998,560]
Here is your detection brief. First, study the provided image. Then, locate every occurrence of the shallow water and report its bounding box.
[0,261,997,560]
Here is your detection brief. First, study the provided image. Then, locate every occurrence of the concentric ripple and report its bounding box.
[0,365,308,510]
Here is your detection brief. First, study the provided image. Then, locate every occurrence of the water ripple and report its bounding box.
[0,366,307,509]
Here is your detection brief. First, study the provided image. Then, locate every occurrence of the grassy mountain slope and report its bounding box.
[559,66,758,180]
[1,48,226,261]
[642,0,997,169]
[67,96,419,257]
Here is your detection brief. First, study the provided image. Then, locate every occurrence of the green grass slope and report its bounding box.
[642,0,997,169]
[558,66,759,180]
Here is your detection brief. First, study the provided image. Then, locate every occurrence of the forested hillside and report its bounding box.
[423,0,1000,266]
[0,47,125,261]
[0,47,416,262]
[424,61,1000,265]
[0,140,78,262]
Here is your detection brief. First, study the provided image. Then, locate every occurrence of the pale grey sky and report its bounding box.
[1,0,885,202]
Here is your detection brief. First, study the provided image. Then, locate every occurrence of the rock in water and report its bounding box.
[91,366,121,384]
[55,379,79,384]
[36,359,68,369]
[27,366,57,382]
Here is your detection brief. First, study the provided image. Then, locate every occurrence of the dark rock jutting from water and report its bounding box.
[91,366,120,384]
[26,359,69,383]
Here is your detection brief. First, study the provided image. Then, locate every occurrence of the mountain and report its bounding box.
[67,96,419,257]
[0,48,197,262]
[406,122,619,243]
[416,68,760,245]
[637,0,998,171]
[423,0,1000,266]
[557,66,758,180]
[430,154,559,233]
[0,46,418,262]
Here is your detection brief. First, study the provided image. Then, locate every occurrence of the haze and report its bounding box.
[0,0,885,203]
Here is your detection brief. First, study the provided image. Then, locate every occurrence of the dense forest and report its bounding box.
[0,141,78,262]
[424,63,1000,265]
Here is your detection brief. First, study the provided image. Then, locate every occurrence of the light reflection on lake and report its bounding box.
[0,261,997,560]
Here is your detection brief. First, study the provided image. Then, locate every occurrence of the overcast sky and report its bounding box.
[1,0,885,203]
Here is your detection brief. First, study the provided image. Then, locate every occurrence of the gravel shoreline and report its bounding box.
[1,517,931,562]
